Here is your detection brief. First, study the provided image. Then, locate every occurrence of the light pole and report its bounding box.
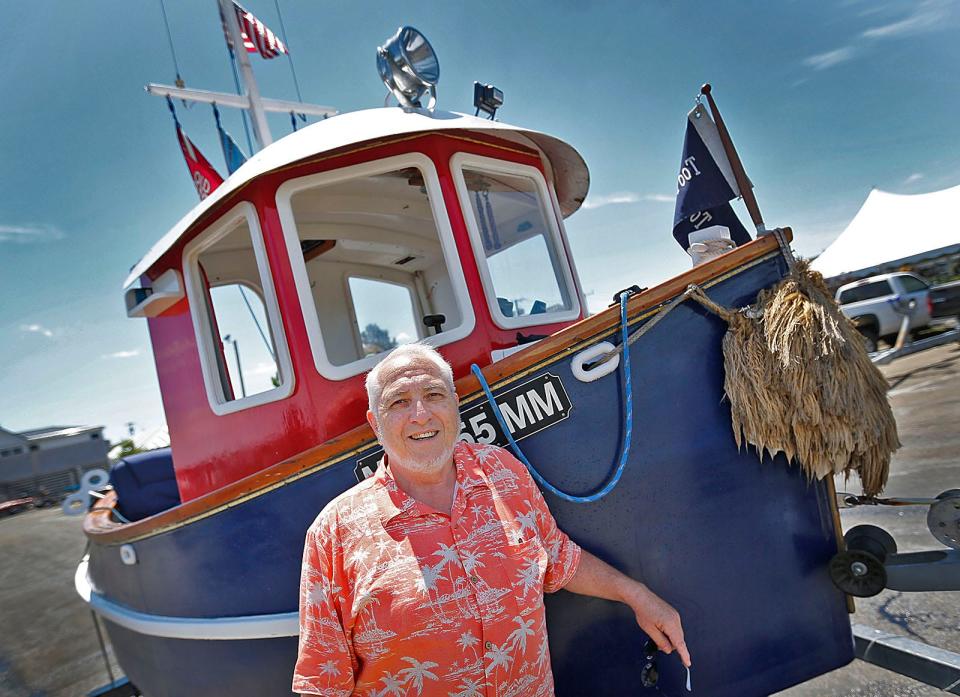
[223,334,247,398]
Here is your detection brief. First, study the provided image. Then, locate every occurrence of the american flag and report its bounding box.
[227,2,288,59]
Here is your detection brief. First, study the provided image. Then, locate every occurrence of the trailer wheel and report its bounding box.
[830,549,887,597]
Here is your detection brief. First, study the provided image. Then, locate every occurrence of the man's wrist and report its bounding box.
[618,578,649,608]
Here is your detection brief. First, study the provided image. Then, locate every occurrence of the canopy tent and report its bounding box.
[811,184,960,280]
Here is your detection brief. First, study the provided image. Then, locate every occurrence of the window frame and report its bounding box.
[182,201,295,416]
[276,153,475,381]
[449,153,581,329]
[897,274,929,293]
[346,274,424,359]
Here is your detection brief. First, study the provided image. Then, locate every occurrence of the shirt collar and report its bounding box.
[373,441,487,526]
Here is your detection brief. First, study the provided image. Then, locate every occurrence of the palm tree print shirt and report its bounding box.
[293,441,582,696]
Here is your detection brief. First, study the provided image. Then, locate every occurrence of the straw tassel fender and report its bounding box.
[688,259,899,496]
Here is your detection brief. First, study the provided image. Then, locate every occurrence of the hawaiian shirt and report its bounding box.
[293,441,582,697]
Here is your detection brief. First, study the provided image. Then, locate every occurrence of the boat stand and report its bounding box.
[831,489,960,692]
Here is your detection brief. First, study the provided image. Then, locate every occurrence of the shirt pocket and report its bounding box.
[504,534,548,595]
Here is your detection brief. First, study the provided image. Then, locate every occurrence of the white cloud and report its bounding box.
[861,1,948,39]
[249,361,279,375]
[803,47,856,71]
[102,350,140,359]
[903,172,924,184]
[803,2,952,75]
[19,323,54,338]
[581,192,673,210]
[0,224,65,244]
[395,332,414,343]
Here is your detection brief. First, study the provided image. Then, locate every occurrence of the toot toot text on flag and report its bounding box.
[672,102,751,250]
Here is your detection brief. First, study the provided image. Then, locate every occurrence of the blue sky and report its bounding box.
[2,0,958,444]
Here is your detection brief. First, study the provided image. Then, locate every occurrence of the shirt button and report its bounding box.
[485,641,493,650]
[470,575,480,583]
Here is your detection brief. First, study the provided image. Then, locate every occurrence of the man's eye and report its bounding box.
[389,398,409,408]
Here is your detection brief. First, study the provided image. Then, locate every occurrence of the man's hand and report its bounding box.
[563,548,691,668]
[622,581,691,668]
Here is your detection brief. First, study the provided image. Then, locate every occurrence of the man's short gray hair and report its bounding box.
[365,343,456,418]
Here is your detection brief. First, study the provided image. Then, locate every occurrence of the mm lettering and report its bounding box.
[499,395,535,433]
[528,382,563,420]
[499,382,565,433]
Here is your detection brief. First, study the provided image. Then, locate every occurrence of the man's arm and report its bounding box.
[563,549,691,668]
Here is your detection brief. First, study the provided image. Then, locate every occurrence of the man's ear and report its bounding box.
[366,409,379,437]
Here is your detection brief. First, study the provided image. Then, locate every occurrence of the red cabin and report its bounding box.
[124,109,591,501]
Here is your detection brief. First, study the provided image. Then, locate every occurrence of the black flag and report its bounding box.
[672,102,751,250]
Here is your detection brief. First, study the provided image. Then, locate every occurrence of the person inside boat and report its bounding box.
[293,343,690,696]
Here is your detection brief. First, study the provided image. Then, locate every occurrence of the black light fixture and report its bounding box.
[473,82,503,119]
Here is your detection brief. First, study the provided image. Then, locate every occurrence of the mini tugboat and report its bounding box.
[77,9,866,697]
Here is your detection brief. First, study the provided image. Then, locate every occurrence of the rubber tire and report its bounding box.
[845,524,898,558]
[857,326,879,353]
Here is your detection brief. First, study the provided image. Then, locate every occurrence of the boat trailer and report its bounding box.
[830,489,960,694]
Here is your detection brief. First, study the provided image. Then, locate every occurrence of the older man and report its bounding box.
[293,344,689,696]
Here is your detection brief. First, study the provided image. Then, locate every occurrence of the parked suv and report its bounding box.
[835,272,960,351]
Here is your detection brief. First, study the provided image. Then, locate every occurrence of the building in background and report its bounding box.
[0,425,109,501]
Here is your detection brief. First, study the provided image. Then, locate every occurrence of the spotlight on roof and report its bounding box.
[473,82,503,120]
[377,26,439,110]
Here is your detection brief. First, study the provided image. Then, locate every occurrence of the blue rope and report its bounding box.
[470,291,634,503]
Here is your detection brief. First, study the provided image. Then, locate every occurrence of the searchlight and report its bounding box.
[376,26,439,110]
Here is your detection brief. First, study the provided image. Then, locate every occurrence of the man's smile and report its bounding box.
[409,430,439,441]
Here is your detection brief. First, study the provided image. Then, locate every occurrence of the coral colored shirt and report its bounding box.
[293,441,582,697]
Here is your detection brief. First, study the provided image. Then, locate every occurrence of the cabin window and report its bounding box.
[451,154,580,329]
[349,277,421,356]
[276,154,475,380]
[182,202,294,415]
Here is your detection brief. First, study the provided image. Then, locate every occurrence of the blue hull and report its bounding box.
[89,250,853,696]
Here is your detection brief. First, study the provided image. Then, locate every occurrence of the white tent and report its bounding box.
[811,184,960,279]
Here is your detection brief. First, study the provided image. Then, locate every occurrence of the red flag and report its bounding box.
[175,125,224,200]
[229,2,288,59]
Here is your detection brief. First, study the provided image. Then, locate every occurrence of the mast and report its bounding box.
[146,0,337,153]
[217,0,272,149]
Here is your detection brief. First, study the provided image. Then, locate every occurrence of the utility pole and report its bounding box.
[223,335,247,398]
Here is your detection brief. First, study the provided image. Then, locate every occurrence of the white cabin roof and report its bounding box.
[124,108,589,288]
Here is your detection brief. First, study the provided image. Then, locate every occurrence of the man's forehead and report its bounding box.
[378,359,449,393]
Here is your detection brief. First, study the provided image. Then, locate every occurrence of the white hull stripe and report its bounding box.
[75,559,298,640]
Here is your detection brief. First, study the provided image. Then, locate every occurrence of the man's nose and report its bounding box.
[409,398,430,422]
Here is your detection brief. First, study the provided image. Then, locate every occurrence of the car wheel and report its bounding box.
[858,327,879,353]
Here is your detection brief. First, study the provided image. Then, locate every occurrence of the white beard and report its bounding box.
[385,439,456,476]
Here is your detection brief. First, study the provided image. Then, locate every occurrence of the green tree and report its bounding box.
[114,439,145,458]
[360,323,397,355]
